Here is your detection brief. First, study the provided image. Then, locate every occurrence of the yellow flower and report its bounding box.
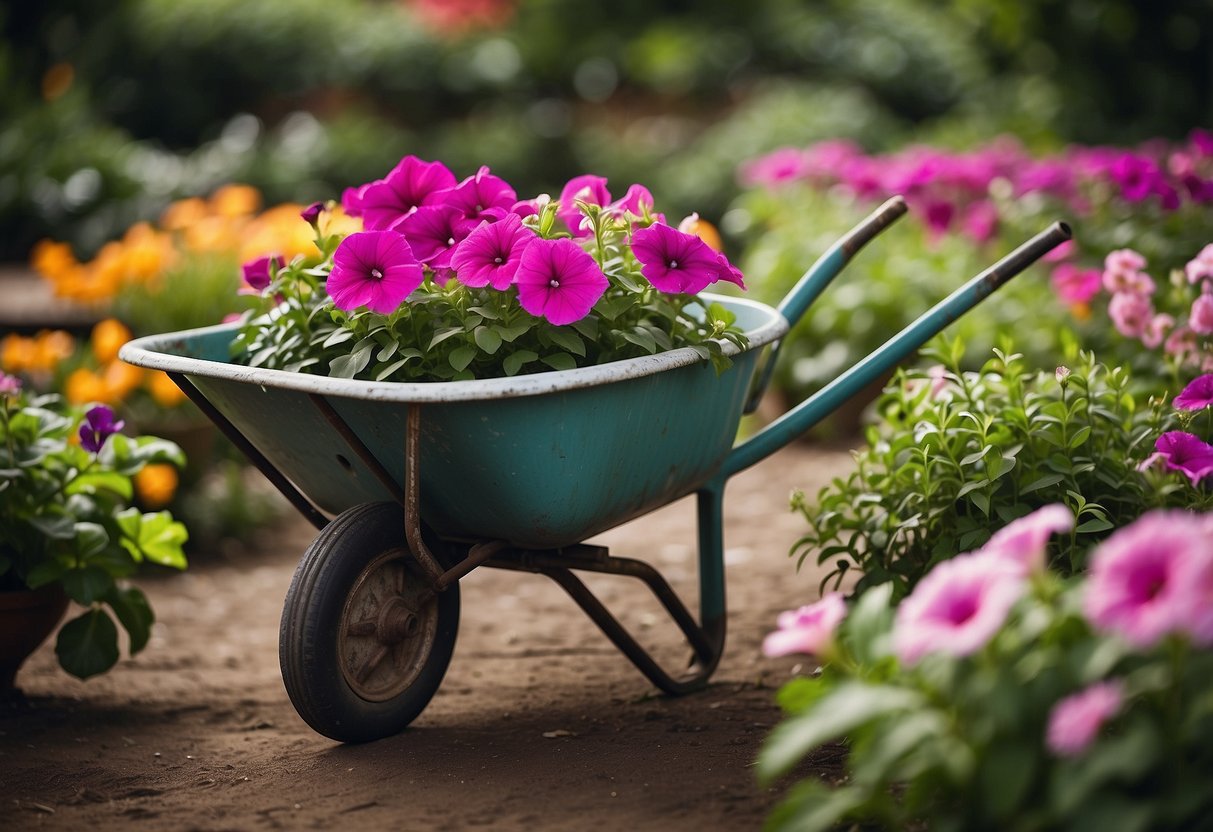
[102,360,144,401]
[320,206,363,239]
[210,184,262,218]
[30,239,79,283]
[134,464,179,508]
[161,197,209,232]
[238,204,315,262]
[148,371,188,407]
[91,318,132,364]
[1,334,35,373]
[121,222,176,283]
[34,330,75,371]
[65,368,109,405]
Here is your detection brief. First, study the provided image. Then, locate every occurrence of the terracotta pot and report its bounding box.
[0,584,69,690]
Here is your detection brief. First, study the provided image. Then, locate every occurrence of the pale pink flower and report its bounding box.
[762,593,848,659]
[1141,313,1175,349]
[1103,248,1147,282]
[1189,292,1213,335]
[1165,325,1198,360]
[1084,511,1211,648]
[1046,680,1124,757]
[893,553,1025,666]
[1184,244,1213,286]
[1107,292,1153,338]
[981,504,1074,576]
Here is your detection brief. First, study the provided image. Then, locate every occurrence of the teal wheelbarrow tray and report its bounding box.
[120,198,1070,742]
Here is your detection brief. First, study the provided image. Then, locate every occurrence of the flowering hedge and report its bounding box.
[759,506,1213,832]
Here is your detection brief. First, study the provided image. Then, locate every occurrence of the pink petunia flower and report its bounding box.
[892,552,1026,666]
[1189,291,1213,336]
[1084,511,1213,647]
[1173,519,1213,646]
[1046,680,1124,758]
[1153,431,1213,485]
[606,183,658,220]
[1141,313,1175,349]
[761,593,848,659]
[513,238,608,326]
[433,165,517,224]
[557,174,611,237]
[326,230,424,314]
[1050,264,1102,305]
[1174,374,1213,411]
[0,371,21,397]
[1165,325,1199,361]
[1184,244,1213,286]
[1107,292,1153,338]
[391,204,476,271]
[239,253,284,294]
[449,213,536,290]
[981,504,1074,576]
[737,147,810,189]
[1103,249,1147,285]
[630,223,738,294]
[960,200,999,244]
[358,156,458,231]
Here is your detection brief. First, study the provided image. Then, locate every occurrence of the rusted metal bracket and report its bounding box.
[484,546,724,695]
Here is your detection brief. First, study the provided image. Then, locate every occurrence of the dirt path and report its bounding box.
[1,443,855,831]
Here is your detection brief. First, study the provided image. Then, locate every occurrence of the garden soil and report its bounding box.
[1,442,855,831]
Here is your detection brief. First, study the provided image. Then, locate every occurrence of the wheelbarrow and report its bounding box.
[120,198,1070,742]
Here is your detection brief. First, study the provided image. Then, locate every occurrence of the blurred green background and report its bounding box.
[3,0,1209,262]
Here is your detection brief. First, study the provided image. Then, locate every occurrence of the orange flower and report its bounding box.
[34,330,75,371]
[91,318,132,364]
[30,239,80,282]
[148,371,188,407]
[677,214,724,253]
[102,360,144,401]
[161,197,209,232]
[121,223,176,283]
[210,184,262,218]
[1,334,35,373]
[134,464,179,508]
[320,206,363,239]
[65,368,109,405]
[238,204,315,263]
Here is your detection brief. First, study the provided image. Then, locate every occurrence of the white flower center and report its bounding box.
[447,237,455,246]
[494,256,504,265]
[370,268,384,280]
[668,259,679,269]
[549,279,560,288]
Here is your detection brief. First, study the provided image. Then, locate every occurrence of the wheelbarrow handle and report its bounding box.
[745,195,909,413]
[724,220,1073,479]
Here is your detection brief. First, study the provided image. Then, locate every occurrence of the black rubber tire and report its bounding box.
[279,502,460,743]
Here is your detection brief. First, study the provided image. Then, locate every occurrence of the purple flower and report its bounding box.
[631,223,737,295]
[392,204,475,271]
[1153,431,1213,485]
[892,552,1025,666]
[450,213,536,290]
[1107,292,1153,338]
[1174,374,1213,411]
[761,593,847,659]
[358,156,458,231]
[1192,128,1213,157]
[1185,244,1213,286]
[558,174,611,237]
[514,238,609,326]
[240,254,284,294]
[1084,511,1213,647]
[326,230,424,314]
[1050,264,1101,305]
[0,371,21,397]
[1046,680,1124,758]
[300,202,324,226]
[981,504,1074,576]
[78,404,125,453]
[433,165,517,224]
[1190,291,1213,336]
[737,147,809,189]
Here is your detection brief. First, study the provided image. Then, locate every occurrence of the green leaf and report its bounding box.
[322,328,355,349]
[118,511,189,569]
[65,471,133,500]
[503,349,539,376]
[329,340,374,378]
[622,327,658,354]
[25,557,69,589]
[449,345,477,372]
[74,521,110,559]
[55,609,120,680]
[540,353,577,371]
[466,305,500,320]
[546,327,586,357]
[106,585,154,655]
[1075,517,1115,533]
[764,780,866,832]
[473,326,503,355]
[494,321,533,343]
[1068,425,1092,449]
[757,682,923,783]
[429,326,464,350]
[61,565,115,605]
[29,514,75,539]
[1022,473,1065,493]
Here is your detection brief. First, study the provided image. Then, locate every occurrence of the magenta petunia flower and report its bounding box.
[433,165,517,224]
[1084,511,1212,647]
[358,156,457,231]
[391,204,476,271]
[893,552,1025,666]
[513,238,608,326]
[78,404,124,453]
[326,230,424,314]
[240,253,284,294]
[449,213,536,290]
[737,147,810,188]
[982,504,1074,575]
[557,175,611,237]
[960,200,999,243]
[1107,292,1153,338]
[300,202,324,226]
[1190,292,1213,335]
[631,222,738,294]
[606,184,660,222]
[1050,264,1101,305]
[1046,680,1124,758]
[1174,374,1213,411]
[762,593,848,659]
[341,185,366,217]
[1153,431,1213,485]
[0,371,21,397]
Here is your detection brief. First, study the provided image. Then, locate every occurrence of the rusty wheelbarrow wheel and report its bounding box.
[280,502,460,743]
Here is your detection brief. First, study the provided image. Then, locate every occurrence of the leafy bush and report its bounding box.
[792,339,1213,601]
[759,506,1213,832]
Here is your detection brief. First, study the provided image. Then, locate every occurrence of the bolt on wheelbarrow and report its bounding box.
[120,198,1070,742]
